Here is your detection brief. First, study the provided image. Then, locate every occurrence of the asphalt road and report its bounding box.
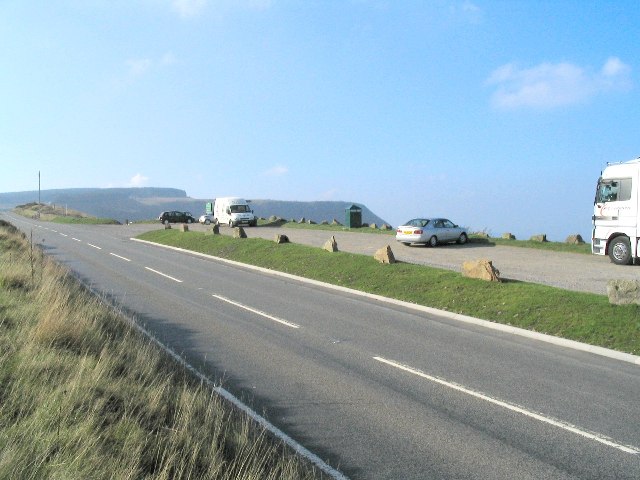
[4,214,640,479]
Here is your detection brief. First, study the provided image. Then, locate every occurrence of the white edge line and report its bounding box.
[130,238,640,367]
[212,294,300,329]
[109,252,131,262]
[374,356,640,455]
[145,267,183,283]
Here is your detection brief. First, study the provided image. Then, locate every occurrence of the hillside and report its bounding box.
[0,188,389,226]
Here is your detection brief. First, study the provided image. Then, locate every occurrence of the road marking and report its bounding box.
[59,233,68,237]
[373,356,640,455]
[212,294,300,329]
[145,267,183,283]
[72,237,82,242]
[109,253,131,262]
[87,243,102,250]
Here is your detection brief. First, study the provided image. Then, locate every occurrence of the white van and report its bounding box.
[592,158,640,264]
[214,197,257,227]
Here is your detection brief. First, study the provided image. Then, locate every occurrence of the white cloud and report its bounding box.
[486,57,632,109]
[126,58,152,78]
[172,0,207,18]
[124,52,176,81]
[264,165,288,177]
[128,173,149,187]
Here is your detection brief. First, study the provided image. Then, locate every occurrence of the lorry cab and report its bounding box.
[592,158,640,264]
[213,197,258,227]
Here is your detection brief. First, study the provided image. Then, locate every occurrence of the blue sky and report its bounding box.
[2,1,639,239]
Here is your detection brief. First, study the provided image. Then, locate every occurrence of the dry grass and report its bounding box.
[0,222,324,479]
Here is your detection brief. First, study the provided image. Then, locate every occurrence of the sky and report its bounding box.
[2,1,639,240]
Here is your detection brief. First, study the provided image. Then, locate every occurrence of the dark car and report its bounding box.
[158,211,196,224]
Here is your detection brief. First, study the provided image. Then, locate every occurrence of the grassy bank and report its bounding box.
[0,221,322,479]
[14,203,119,225]
[138,228,640,355]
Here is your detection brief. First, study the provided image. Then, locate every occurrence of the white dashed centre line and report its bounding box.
[72,237,81,242]
[373,356,640,455]
[145,267,183,283]
[59,233,68,237]
[87,243,102,250]
[212,294,300,329]
[109,253,131,262]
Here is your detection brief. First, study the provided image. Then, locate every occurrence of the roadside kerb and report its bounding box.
[131,237,640,367]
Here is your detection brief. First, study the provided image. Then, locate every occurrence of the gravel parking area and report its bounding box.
[189,224,640,296]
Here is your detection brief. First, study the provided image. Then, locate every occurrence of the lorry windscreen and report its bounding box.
[595,178,632,204]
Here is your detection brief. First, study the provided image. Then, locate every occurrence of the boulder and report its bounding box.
[269,215,279,222]
[530,234,547,242]
[607,280,640,305]
[380,224,392,231]
[565,234,585,244]
[179,224,189,232]
[323,235,338,252]
[307,219,317,225]
[164,223,172,230]
[331,219,342,226]
[321,220,329,225]
[370,223,377,229]
[298,217,306,224]
[233,227,247,239]
[374,245,396,264]
[475,232,490,239]
[274,234,290,244]
[204,224,220,235]
[502,233,516,240]
[461,259,501,282]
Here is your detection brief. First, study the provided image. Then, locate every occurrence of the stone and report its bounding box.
[607,280,640,305]
[179,224,189,232]
[233,227,247,239]
[461,259,501,282]
[331,219,342,226]
[380,224,392,231]
[321,220,329,225]
[530,234,547,242]
[565,234,585,244]
[204,224,220,235]
[370,223,377,229]
[475,232,490,238]
[307,219,317,225]
[298,217,306,224]
[502,233,516,240]
[269,215,279,222]
[323,235,338,252]
[274,234,290,244]
[374,245,396,264]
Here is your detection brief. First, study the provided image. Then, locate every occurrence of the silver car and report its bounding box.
[395,218,468,247]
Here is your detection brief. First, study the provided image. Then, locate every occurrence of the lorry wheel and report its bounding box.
[609,236,632,265]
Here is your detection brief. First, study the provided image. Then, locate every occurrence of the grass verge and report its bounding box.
[0,220,323,479]
[138,228,640,355]
[14,203,119,225]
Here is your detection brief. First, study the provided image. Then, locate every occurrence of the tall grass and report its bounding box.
[0,222,323,479]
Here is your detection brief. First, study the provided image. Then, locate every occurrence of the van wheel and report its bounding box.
[609,236,632,265]
[229,220,234,228]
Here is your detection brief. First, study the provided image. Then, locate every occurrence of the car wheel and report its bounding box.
[163,219,169,225]
[428,236,438,247]
[609,236,632,265]
[187,218,193,224]
[457,233,468,245]
[204,219,211,225]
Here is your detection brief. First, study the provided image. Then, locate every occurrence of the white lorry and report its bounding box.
[213,197,257,227]
[592,158,640,265]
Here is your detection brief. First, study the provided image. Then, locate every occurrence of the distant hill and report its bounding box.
[0,188,389,226]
